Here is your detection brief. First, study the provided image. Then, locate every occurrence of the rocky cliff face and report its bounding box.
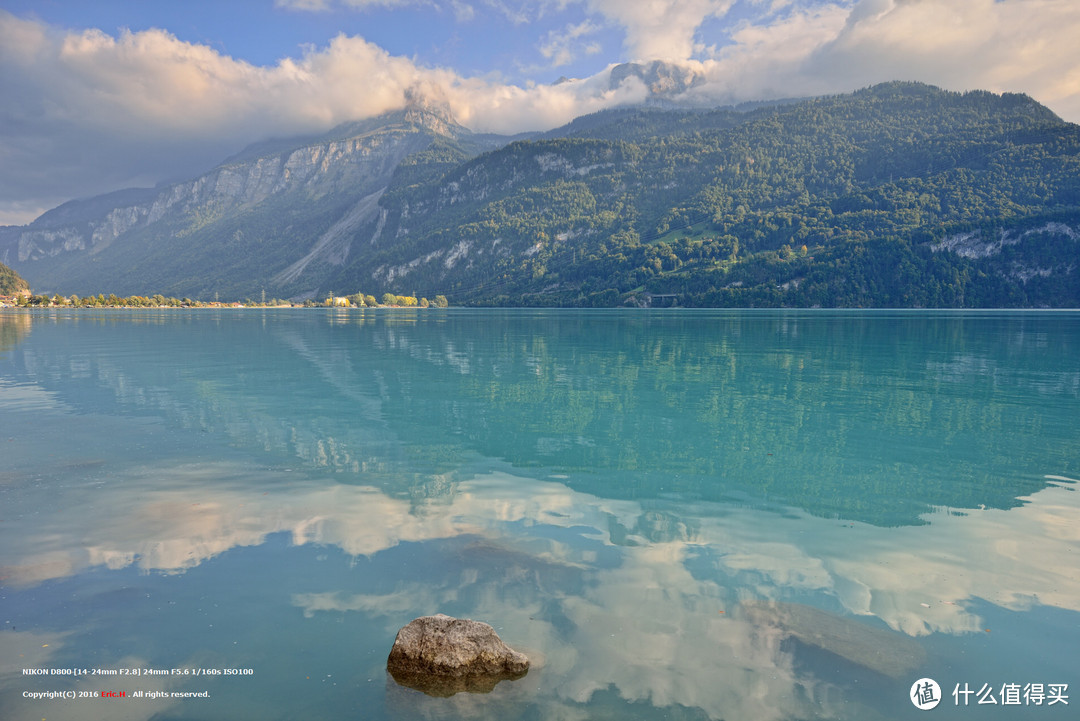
[931,222,1079,284]
[6,131,425,264]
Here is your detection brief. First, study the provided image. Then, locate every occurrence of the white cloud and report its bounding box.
[688,0,1080,115]
[451,0,477,22]
[0,10,642,223]
[565,0,1080,123]
[688,2,854,101]
[809,0,1080,114]
[584,0,736,61]
[2,1,1080,224]
[539,19,604,67]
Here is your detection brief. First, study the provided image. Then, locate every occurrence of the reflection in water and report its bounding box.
[2,457,1079,719]
[0,312,32,354]
[1,310,1078,720]
[740,601,926,678]
[6,310,1077,524]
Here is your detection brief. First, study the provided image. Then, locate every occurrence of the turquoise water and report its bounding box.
[1,309,1077,720]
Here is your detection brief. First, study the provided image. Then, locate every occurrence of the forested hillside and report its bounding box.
[0,261,29,295]
[327,82,1080,307]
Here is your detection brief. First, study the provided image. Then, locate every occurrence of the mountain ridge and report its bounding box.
[0,103,477,299]
[2,82,1078,307]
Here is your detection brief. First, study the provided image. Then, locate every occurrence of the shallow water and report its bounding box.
[1,309,1077,720]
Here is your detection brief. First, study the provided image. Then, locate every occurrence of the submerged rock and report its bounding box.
[742,601,926,678]
[386,614,529,696]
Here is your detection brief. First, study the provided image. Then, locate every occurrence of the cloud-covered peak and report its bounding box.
[608,59,707,100]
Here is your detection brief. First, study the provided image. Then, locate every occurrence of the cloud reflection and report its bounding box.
[4,463,1079,630]
[3,456,1078,719]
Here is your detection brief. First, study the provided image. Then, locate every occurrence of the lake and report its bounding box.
[1,308,1077,720]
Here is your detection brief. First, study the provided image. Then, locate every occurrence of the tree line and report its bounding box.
[9,292,452,308]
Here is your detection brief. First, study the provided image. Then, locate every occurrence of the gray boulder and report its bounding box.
[386,614,529,696]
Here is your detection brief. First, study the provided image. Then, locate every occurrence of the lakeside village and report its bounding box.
[0,290,450,310]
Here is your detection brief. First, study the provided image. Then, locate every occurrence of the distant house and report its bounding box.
[0,289,29,306]
[330,297,350,307]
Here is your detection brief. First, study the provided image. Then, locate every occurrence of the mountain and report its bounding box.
[2,82,1079,307]
[0,101,502,300]
[607,60,706,104]
[324,82,1080,307]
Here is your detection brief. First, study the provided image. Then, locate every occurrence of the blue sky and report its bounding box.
[1,0,785,87]
[3,0,599,80]
[2,0,1079,224]
[4,0,725,90]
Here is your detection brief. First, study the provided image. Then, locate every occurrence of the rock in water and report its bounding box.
[386,614,529,696]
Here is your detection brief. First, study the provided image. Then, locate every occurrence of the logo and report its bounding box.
[911,678,942,710]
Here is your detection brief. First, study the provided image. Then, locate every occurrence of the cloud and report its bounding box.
[445,68,652,133]
[450,0,477,22]
[686,2,854,101]
[2,1,1080,224]
[0,10,636,223]
[583,0,736,61]
[539,19,604,67]
[687,0,1080,114]
[0,14,444,223]
[810,0,1080,114]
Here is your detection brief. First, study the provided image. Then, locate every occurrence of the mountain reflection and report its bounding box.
[5,309,1075,526]
[0,312,31,354]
